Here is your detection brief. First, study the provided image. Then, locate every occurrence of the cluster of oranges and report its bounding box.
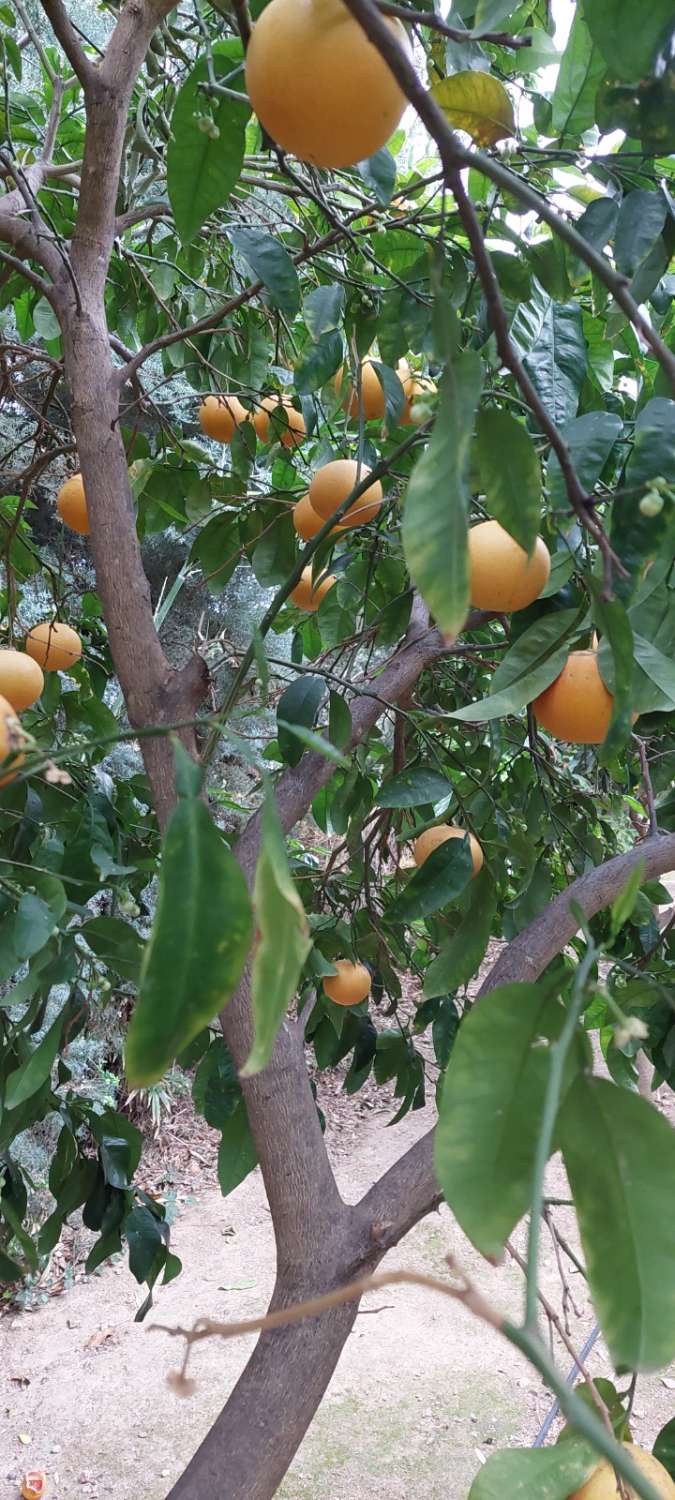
[0,623,82,785]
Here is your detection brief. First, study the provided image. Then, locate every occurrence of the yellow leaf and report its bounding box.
[431,71,515,147]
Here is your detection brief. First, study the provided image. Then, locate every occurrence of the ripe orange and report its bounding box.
[335,359,386,422]
[292,494,329,541]
[570,1444,675,1499]
[323,959,371,1006]
[253,396,305,449]
[414,825,484,878]
[198,394,248,443]
[401,374,436,425]
[0,693,26,786]
[0,649,44,711]
[532,650,614,745]
[309,459,383,529]
[57,473,89,534]
[468,520,551,613]
[290,567,336,612]
[25,621,82,673]
[245,0,408,169]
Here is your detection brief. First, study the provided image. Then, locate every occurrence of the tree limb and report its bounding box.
[358,830,675,1258]
[37,0,96,87]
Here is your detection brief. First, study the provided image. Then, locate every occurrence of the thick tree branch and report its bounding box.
[341,0,675,396]
[359,831,675,1256]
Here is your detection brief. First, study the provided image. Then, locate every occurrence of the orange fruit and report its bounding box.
[245,0,408,168]
[0,693,26,786]
[292,494,330,541]
[335,359,386,422]
[414,825,484,878]
[57,473,89,534]
[468,520,551,612]
[25,621,82,673]
[253,396,305,449]
[401,374,437,425]
[0,649,44,711]
[198,395,248,443]
[532,650,614,745]
[570,1444,675,1500]
[323,959,371,1006]
[309,458,383,529]
[290,567,336,612]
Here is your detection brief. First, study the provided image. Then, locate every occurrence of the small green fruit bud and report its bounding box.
[639,491,664,518]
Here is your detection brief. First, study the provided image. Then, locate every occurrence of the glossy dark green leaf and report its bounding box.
[5,1001,68,1109]
[294,329,343,394]
[167,45,249,243]
[468,1442,596,1500]
[357,148,396,205]
[303,284,345,338]
[80,916,144,983]
[574,197,620,257]
[229,228,300,317]
[592,590,634,761]
[632,633,675,710]
[476,408,541,555]
[387,836,473,924]
[370,360,405,429]
[560,1075,675,1370]
[328,691,352,751]
[585,0,675,81]
[424,869,497,999]
[14,891,54,960]
[218,1103,258,1196]
[551,8,606,137]
[454,608,583,722]
[402,353,483,641]
[376,767,452,808]
[125,1204,168,1284]
[626,397,675,490]
[125,798,253,1086]
[654,1418,675,1481]
[251,514,297,587]
[614,190,668,277]
[277,674,326,768]
[242,780,311,1077]
[435,981,584,1259]
[611,399,675,589]
[192,1036,240,1127]
[547,411,622,509]
[100,1136,135,1190]
[523,300,587,425]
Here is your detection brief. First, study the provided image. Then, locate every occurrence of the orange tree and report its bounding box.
[1,0,675,1496]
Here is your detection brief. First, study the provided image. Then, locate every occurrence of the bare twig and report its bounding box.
[635,736,658,837]
[377,1,533,48]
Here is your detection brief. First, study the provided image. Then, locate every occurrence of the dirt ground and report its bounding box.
[3,1066,675,1500]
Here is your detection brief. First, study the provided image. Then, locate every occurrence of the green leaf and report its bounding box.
[303,285,345,338]
[435,981,584,1259]
[585,0,675,82]
[453,607,583,723]
[80,916,144,983]
[523,301,587,426]
[424,869,497,1000]
[167,45,249,244]
[610,858,646,939]
[229,228,300,317]
[5,1001,68,1110]
[387,837,474,924]
[251,514,297,587]
[125,798,253,1086]
[277,674,326,768]
[611,400,675,589]
[376,767,452,808]
[547,411,622,509]
[432,71,515,147]
[615,190,668,277]
[371,360,405,430]
[242,780,311,1077]
[32,297,60,343]
[125,1204,168,1284]
[192,1036,241,1128]
[276,720,349,765]
[402,352,483,641]
[468,1442,596,1500]
[626,397,675,490]
[357,147,396,205]
[476,408,541,555]
[14,891,54,959]
[551,9,606,137]
[328,691,352,751]
[654,1418,675,1481]
[632,633,675,710]
[560,1075,675,1371]
[592,591,634,761]
[218,1103,258,1196]
[294,329,342,394]
[472,0,517,35]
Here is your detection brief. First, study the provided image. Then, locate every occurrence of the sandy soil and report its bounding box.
[3,1074,675,1500]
